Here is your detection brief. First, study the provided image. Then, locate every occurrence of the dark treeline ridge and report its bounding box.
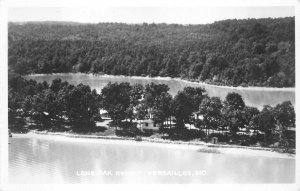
[8,17,295,87]
[9,74,295,150]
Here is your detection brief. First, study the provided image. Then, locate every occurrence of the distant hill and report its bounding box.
[9,21,86,26]
[8,17,295,87]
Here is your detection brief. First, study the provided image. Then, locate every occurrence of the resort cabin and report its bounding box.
[193,111,203,120]
[248,129,265,135]
[236,127,248,135]
[100,109,110,119]
[236,131,248,135]
[139,119,159,131]
[287,127,295,131]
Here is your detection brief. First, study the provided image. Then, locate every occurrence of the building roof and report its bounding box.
[141,119,154,123]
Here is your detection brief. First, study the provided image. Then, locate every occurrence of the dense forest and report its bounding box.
[8,17,295,87]
[9,74,295,149]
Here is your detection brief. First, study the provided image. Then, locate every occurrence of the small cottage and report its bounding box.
[139,119,159,131]
[100,109,109,118]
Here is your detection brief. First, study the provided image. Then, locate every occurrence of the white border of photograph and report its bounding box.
[0,0,298,190]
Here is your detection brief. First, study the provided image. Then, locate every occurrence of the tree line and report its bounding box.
[8,74,295,149]
[8,17,295,87]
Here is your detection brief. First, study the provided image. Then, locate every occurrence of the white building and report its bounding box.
[139,119,159,131]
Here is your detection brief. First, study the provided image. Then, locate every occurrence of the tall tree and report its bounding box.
[65,84,101,131]
[222,92,246,135]
[172,91,192,128]
[273,101,295,128]
[126,84,144,122]
[101,82,131,127]
[152,92,173,129]
[144,83,170,118]
[252,105,276,145]
[198,97,223,141]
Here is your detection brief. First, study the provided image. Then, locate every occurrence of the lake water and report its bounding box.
[9,134,295,184]
[25,73,295,109]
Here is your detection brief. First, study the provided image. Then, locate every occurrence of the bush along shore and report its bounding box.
[9,74,295,154]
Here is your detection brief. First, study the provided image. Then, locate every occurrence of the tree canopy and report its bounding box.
[8,17,295,87]
[8,74,295,148]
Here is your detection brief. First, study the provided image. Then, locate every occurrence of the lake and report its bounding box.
[9,134,295,184]
[25,73,295,109]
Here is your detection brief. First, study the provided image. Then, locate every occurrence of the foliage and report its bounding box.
[101,82,131,125]
[8,74,101,132]
[8,75,295,148]
[152,92,173,128]
[198,97,223,141]
[223,92,246,134]
[252,105,276,144]
[8,17,295,87]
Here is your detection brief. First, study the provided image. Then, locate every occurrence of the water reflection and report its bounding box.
[25,74,295,109]
[9,135,295,184]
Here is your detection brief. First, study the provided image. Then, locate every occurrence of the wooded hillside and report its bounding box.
[8,17,295,87]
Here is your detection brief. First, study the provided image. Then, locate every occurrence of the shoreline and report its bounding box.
[26,73,295,92]
[11,131,295,159]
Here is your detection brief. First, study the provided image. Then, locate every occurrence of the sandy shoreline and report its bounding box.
[27,73,295,92]
[11,131,295,159]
